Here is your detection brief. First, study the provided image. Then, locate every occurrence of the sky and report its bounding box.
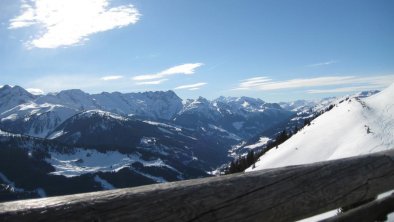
[0,0,393,102]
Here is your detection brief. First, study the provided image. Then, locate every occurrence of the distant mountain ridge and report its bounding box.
[0,85,292,140]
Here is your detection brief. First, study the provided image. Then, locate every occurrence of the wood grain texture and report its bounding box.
[1,149,394,222]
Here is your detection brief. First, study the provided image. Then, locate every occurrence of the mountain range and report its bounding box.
[0,85,295,201]
[0,84,386,202]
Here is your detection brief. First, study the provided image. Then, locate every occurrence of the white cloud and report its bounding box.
[26,88,44,95]
[132,63,204,81]
[307,60,337,67]
[307,85,383,94]
[188,87,201,91]
[100,75,123,81]
[234,75,394,92]
[174,82,207,90]
[9,0,141,48]
[135,79,168,85]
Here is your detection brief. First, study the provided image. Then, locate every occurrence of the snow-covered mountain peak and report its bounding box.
[213,96,282,115]
[0,85,33,97]
[56,89,88,97]
[0,85,35,114]
[279,100,316,112]
[78,110,128,121]
[36,89,96,111]
[137,90,178,99]
[238,96,264,104]
[214,96,265,106]
[180,97,215,115]
[196,96,210,103]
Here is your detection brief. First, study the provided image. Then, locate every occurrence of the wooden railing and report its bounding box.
[1,149,394,222]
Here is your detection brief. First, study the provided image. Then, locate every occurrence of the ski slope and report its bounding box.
[247,83,394,172]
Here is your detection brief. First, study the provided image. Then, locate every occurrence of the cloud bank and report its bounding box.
[100,75,123,81]
[235,75,394,93]
[26,88,44,95]
[100,75,124,81]
[174,82,207,91]
[135,79,168,85]
[9,0,141,48]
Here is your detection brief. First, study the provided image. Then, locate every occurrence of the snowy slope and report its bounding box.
[247,83,394,172]
[234,90,380,158]
[47,148,181,180]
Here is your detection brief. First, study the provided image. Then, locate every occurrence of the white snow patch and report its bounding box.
[388,212,394,222]
[94,175,115,190]
[47,130,65,139]
[47,148,179,177]
[140,137,156,146]
[244,137,270,149]
[296,209,338,222]
[47,149,140,177]
[143,120,182,132]
[1,114,18,121]
[377,190,394,199]
[83,110,128,121]
[158,127,174,134]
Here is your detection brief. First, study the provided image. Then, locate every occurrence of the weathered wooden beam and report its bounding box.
[321,192,394,222]
[1,149,394,222]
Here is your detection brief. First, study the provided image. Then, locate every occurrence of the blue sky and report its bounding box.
[0,0,393,102]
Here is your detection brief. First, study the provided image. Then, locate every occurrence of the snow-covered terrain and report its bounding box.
[0,172,25,193]
[47,148,180,179]
[243,137,270,150]
[1,83,390,203]
[0,86,184,137]
[247,83,394,172]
